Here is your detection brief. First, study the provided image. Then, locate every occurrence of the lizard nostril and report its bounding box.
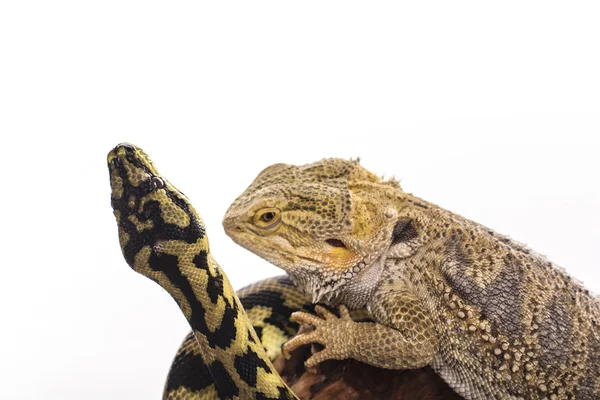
[223,219,244,233]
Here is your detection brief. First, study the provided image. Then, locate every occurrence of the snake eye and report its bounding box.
[151,176,165,190]
[254,208,281,229]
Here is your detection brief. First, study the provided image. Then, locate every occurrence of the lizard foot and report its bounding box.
[283,305,356,369]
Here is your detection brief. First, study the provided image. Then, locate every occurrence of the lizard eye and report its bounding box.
[254,208,281,229]
[261,212,276,222]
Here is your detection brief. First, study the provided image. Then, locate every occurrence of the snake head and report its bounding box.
[107,143,205,266]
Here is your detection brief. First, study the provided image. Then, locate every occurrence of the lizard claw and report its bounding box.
[314,305,337,319]
[286,305,356,368]
[282,330,320,359]
[292,305,351,326]
[291,310,324,327]
[338,304,351,319]
[305,348,334,369]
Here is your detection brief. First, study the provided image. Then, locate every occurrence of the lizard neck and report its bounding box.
[307,194,437,309]
[336,253,388,309]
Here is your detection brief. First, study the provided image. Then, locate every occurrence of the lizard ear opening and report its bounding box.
[326,238,347,248]
[391,219,418,245]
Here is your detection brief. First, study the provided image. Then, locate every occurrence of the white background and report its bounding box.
[1,2,599,399]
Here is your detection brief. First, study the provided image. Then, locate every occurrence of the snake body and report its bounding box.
[108,144,310,399]
[164,276,312,399]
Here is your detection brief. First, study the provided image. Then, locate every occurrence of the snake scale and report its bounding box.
[108,143,313,399]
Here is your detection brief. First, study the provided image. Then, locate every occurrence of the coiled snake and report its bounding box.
[108,143,311,399]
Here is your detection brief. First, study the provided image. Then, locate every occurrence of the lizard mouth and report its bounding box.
[296,254,322,264]
[225,229,301,266]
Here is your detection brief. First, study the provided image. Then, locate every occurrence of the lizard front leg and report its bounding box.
[283,288,438,370]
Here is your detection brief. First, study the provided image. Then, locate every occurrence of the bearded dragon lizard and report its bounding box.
[222,158,600,400]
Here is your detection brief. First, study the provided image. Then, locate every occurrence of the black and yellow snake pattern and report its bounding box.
[108,143,312,399]
[164,276,312,399]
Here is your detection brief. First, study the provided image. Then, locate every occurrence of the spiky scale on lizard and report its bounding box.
[223,158,600,400]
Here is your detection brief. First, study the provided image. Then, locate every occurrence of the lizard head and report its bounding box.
[223,158,403,306]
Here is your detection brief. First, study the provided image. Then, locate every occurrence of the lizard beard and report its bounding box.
[289,254,386,309]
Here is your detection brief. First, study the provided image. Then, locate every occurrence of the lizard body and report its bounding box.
[223,158,600,400]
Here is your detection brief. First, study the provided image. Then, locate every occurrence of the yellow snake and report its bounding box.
[107,143,312,399]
